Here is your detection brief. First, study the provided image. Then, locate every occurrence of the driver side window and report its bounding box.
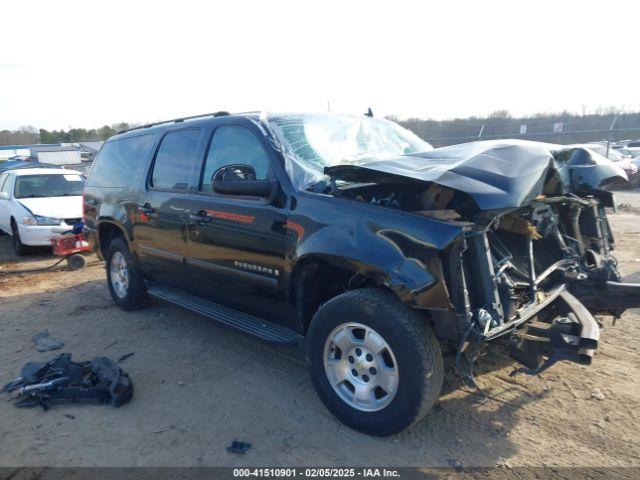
[200,125,271,192]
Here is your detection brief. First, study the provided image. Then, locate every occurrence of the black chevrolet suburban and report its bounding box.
[84,111,640,436]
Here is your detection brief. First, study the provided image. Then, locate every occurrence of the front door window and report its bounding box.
[200,125,272,193]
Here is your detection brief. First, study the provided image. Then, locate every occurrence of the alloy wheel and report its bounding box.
[323,322,399,412]
[110,251,130,299]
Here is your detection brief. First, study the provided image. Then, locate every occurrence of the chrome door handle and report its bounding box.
[189,211,212,224]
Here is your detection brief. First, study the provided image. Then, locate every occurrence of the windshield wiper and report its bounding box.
[18,194,47,198]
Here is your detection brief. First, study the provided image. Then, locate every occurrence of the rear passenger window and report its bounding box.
[200,126,271,192]
[87,134,155,187]
[151,129,201,191]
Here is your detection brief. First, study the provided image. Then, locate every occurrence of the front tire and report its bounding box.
[307,288,444,436]
[11,221,30,256]
[106,237,148,311]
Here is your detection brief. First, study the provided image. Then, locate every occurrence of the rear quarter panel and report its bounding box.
[83,185,139,244]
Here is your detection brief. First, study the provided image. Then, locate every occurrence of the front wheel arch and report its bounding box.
[290,256,397,334]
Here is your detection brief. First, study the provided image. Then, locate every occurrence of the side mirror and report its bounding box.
[0,192,9,200]
[212,164,277,198]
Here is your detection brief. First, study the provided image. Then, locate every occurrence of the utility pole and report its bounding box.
[606,113,618,158]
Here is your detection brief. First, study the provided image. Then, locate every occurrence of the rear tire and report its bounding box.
[106,237,148,310]
[11,221,30,256]
[306,288,444,436]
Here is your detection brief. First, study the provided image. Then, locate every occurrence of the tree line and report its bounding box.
[3,109,640,148]
[0,123,136,146]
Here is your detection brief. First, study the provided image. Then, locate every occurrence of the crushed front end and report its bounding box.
[323,139,640,378]
[446,193,638,377]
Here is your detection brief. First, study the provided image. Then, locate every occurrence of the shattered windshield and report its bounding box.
[266,113,433,189]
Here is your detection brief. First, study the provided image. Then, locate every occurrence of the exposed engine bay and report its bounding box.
[323,141,640,379]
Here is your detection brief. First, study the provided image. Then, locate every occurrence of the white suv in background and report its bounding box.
[0,168,85,256]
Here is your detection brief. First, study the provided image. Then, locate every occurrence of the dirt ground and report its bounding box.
[0,211,638,469]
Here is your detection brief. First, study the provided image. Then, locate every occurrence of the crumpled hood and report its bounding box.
[325,139,628,210]
[18,196,83,219]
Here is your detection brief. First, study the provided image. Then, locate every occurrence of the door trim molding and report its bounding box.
[186,257,278,289]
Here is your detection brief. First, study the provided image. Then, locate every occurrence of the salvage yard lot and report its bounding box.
[1,210,639,469]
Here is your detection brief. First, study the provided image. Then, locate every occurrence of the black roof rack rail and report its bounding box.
[117,111,231,134]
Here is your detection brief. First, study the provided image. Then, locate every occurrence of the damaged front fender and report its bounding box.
[291,194,466,309]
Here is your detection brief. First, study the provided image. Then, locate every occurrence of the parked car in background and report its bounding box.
[0,168,85,255]
[612,141,640,159]
[614,147,638,158]
[624,141,640,158]
[580,142,631,161]
[0,159,57,173]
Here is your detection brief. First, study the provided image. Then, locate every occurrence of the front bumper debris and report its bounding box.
[569,279,640,313]
[508,289,600,375]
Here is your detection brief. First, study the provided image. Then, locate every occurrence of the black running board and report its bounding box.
[146,282,298,344]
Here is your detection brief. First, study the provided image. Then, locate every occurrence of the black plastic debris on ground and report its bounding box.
[118,352,135,363]
[227,440,252,454]
[32,330,64,352]
[2,353,133,410]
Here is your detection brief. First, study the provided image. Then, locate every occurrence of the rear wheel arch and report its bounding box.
[97,222,127,259]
